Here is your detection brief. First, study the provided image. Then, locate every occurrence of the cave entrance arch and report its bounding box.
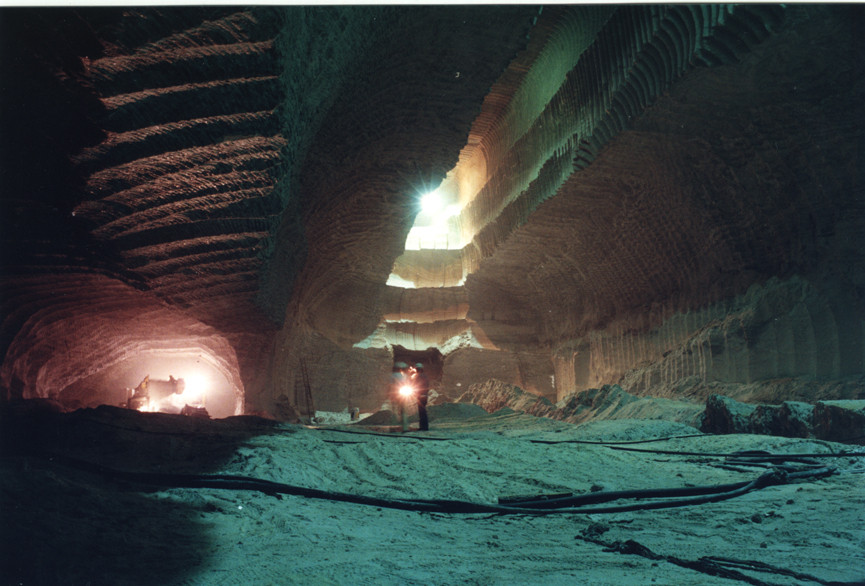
[392,346,443,389]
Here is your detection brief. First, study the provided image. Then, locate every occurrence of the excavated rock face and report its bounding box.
[1,5,863,418]
[1,7,280,415]
[455,380,704,427]
[462,5,864,401]
[457,379,556,418]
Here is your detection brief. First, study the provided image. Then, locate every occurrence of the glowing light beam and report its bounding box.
[421,190,442,214]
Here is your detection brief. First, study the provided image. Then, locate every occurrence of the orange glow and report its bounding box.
[165,374,207,410]
[132,371,210,414]
[120,353,240,418]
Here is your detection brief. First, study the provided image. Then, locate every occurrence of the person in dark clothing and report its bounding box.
[411,363,430,431]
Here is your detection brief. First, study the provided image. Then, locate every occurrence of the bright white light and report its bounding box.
[421,190,442,214]
[168,374,208,409]
[405,186,463,251]
[398,385,415,398]
[184,374,207,397]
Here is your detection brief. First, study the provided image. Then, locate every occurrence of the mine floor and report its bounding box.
[2,404,864,585]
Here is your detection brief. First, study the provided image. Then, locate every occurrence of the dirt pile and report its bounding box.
[456,379,556,417]
[556,384,640,423]
[450,379,865,443]
[457,380,703,427]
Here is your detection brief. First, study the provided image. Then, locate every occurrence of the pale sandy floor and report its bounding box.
[2,405,864,585]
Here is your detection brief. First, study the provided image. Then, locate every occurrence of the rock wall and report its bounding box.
[232,5,865,416]
[466,5,864,408]
[553,274,865,402]
[250,324,393,417]
[258,7,540,415]
[0,7,278,414]
[2,6,863,420]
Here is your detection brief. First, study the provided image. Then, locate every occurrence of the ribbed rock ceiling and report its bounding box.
[1,5,863,417]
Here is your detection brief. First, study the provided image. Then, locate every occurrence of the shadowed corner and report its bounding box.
[0,402,282,585]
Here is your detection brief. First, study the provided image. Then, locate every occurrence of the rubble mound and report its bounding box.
[556,384,638,423]
[555,384,704,426]
[457,380,703,427]
[454,382,865,444]
[700,395,865,444]
[456,379,556,417]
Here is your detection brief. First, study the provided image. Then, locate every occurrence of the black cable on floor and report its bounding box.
[494,467,835,513]
[528,433,708,445]
[606,446,865,459]
[580,535,851,586]
[703,556,848,585]
[24,451,836,517]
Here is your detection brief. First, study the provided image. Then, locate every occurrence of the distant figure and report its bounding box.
[411,363,430,431]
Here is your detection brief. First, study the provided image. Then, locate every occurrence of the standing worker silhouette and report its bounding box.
[411,363,430,431]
